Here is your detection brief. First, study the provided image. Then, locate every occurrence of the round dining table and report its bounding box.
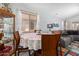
[20,33,41,50]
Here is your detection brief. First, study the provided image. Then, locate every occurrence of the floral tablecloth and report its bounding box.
[20,33,41,50]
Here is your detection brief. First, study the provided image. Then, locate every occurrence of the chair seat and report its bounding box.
[0,46,13,56]
[17,46,28,53]
[18,46,28,50]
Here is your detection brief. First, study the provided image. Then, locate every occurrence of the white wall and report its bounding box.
[9,3,79,32]
[10,3,63,32]
[65,15,79,30]
[22,3,79,32]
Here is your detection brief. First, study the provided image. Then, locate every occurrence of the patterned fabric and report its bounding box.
[21,33,41,50]
[58,47,69,56]
[60,36,72,47]
[0,46,12,56]
[67,51,77,56]
[66,41,79,56]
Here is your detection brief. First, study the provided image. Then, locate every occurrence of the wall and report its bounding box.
[10,3,65,33]
[65,15,79,30]
[8,3,79,33]
[21,3,79,32]
[10,4,39,34]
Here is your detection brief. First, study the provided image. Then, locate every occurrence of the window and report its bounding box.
[29,15,37,32]
[21,11,37,32]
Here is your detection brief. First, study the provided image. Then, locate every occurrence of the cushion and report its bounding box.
[0,46,12,56]
[72,35,79,41]
[0,43,4,50]
[60,36,72,47]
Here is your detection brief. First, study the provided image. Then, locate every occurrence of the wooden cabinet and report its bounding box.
[41,34,61,56]
[0,8,15,39]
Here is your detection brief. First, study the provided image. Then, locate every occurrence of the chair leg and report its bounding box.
[14,52,16,56]
[17,50,20,56]
[59,43,63,56]
[58,41,62,56]
[28,50,31,56]
[28,49,35,56]
[58,44,62,56]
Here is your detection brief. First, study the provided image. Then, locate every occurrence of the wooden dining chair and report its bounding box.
[0,33,16,56]
[41,33,61,56]
[0,33,4,39]
[0,31,28,56]
[13,31,28,56]
[32,32,61,56]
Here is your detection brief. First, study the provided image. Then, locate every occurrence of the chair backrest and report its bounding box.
[42,33,61,56]
[0,33,4,39]
[13,31,20,50]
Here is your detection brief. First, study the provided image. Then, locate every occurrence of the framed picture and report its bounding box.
[47,24,53,28]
